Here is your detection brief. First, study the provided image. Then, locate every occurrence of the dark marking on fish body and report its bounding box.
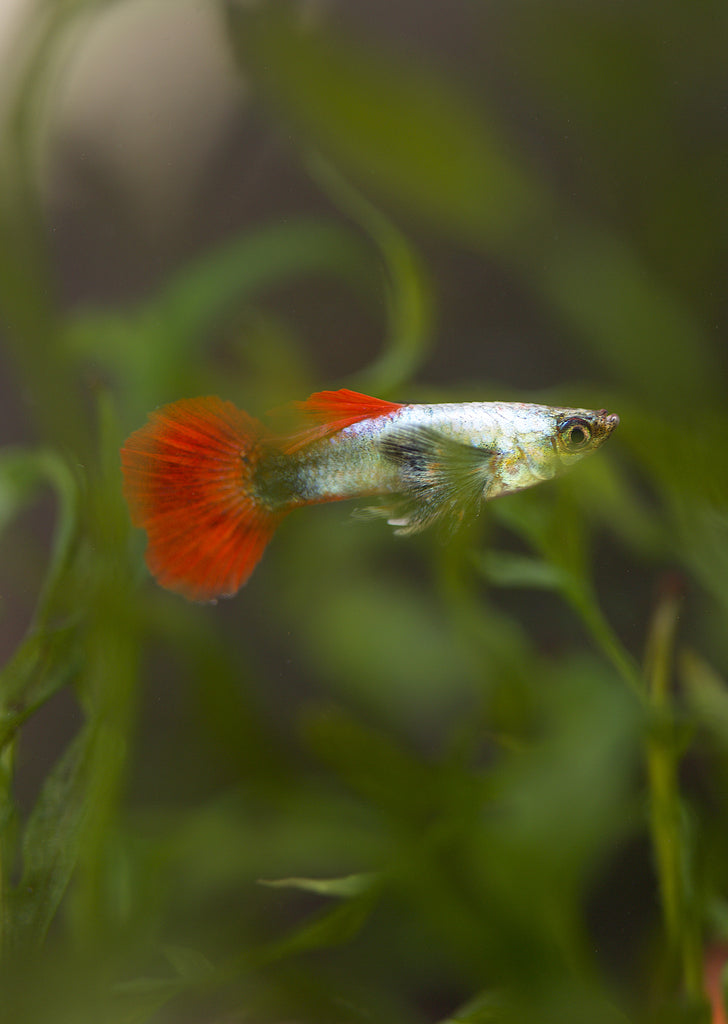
[377,426,497,534]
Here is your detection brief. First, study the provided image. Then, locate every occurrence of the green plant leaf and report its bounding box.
[0,448,81,730]
[162,944,214,981]
[257,872,376,898]
[439,990,505,1023]
[257,890,377,966]
[0,448,78,613]
[475,550,570,591]
[0,624,80,750]
[216,888,379,985]
[9,727,92,950]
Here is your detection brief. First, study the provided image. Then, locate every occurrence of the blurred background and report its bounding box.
[1,1,727,1021]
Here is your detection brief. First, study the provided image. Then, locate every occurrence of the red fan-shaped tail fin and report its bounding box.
[121,397,283,601]
[281,388,403,453]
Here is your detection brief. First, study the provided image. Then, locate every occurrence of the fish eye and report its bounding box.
[558,416,592,453]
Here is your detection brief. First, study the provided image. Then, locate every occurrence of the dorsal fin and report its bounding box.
[281,388,403,453]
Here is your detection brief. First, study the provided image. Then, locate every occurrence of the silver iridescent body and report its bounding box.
[259,402,619,534]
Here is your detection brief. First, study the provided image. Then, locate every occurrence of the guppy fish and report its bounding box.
[121,389,618,602]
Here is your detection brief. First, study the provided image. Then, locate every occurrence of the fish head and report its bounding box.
[491,406,619,497]
[551,407,620,470]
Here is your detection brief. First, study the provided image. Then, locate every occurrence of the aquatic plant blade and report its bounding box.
[257,873,375,898]
[9,728,92,950]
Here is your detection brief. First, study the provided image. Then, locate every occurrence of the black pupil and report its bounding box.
[569,426,587,448]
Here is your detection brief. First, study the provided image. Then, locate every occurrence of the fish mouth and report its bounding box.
[597,410,620,434]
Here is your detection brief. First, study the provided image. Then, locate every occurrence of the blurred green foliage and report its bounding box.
[1,1,727,1022]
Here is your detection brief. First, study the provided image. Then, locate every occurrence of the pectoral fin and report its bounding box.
[365,426,497,535]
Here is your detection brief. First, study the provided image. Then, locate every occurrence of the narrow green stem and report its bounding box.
[306,152,433,394]
[0,738,14,956]
[566,571,704,1001]
[565,582,644,700]
[643,582,703,1000]
[0,4,94,455]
